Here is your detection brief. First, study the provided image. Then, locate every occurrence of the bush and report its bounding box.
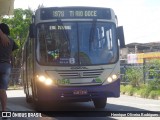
[149,90,159,99]
[157,90,160,96]
[139,84,146,89]
[146,59,160,90]
[147,80,159,90]
[124,67,143,87]
[120,83,160,99]
[137,88,150,98]
[125,85,135,96]
[120,85,126,94]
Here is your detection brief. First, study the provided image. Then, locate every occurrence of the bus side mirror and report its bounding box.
[117,26,125,48]
[29,24,35,38]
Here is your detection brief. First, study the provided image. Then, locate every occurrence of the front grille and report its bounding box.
[57,69,104,79]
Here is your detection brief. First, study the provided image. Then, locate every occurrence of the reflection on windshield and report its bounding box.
[36,22,118,66]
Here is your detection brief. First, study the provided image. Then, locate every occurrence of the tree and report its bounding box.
[1,8,33,67]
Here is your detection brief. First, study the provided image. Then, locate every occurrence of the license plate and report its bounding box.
[73,90,88,95]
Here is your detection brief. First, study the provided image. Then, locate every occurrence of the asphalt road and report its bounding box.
[0,89,159,120]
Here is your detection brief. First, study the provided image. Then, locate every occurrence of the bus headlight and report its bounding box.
[45,78,53,85]
[37,75,54,86]
[106,74,118,83]
[38,76,46,82]
[107,77,113,83]
[112,74,117,80]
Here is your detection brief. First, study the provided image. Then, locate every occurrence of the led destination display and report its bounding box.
[40,7,111,20]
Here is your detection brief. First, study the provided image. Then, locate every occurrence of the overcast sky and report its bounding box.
[14,0,160,44]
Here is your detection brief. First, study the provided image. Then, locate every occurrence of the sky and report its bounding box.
[14,0,160,44]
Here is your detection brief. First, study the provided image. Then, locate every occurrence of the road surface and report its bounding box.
[0,89,159,120]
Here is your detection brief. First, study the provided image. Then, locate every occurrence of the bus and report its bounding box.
[22,6,125,109]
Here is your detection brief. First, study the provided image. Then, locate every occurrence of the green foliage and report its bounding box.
[139,83,146,89]
[158,90,160,96]
[2,8,33,42]
[136,87,150,98]
[121,59,160,99]
[120,85,137,96]
[121,83,160,99]
[1,8,33,68]
[149,79,160,90]
[124,67,143,87]
[125,85,138,96]
[120,85,126,94]
[146,59,160,90]
[149,90,159,99]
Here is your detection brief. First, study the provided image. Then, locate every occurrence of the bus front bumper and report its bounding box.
[37,79,120,102]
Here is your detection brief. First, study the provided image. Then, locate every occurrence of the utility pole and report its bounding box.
[143,58,146,84]
[135,45,137,53]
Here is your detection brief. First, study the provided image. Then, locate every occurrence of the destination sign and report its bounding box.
[40,7,111,20]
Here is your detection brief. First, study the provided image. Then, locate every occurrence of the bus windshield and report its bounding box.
[36,21,118,66]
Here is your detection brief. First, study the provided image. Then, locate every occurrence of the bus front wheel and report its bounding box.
[93,98,107,109]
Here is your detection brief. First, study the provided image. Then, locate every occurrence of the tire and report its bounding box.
[93,98,107,109]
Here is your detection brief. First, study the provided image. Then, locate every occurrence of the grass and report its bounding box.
[120,85,160,99]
